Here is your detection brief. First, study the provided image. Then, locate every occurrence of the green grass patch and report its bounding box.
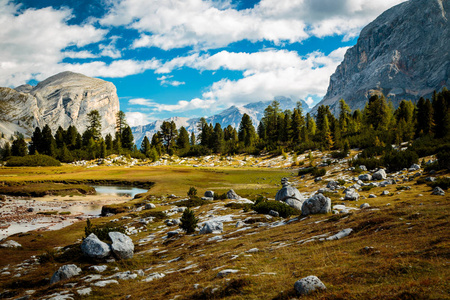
[6,155,61,167]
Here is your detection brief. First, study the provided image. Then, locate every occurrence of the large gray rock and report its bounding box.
[226,189,241,200]
[50,264,82,284]
[358,174,372,181]
[312,0,450,114]
[294,275,326,295]
[432,187,445,196]
[199,221,223,234]
[344,188,359,201]
[204,191,214,198]
[1,71,119,137]
[0,240,21,248]
[275,178,305,210]
[372,169,387,181]
[301,194,331,216]
[81,233,111,259]
[109,232,134,259]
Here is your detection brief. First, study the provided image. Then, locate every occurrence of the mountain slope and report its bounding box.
[313,0,450,114]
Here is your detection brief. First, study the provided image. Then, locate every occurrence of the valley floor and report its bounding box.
[0,152,448,299]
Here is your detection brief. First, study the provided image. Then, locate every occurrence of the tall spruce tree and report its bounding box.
[238,113,256,148]
[212,123,224,153]
[160,121,178,153]
[177,126,191,154]
[121,126,134,150]
[87,110,102,140]
[11,137,27,156]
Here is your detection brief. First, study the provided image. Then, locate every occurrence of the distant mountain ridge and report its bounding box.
[313,0,450,114]
[132,97,309,147]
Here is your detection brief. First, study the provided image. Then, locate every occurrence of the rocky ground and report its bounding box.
[0,151,448,299]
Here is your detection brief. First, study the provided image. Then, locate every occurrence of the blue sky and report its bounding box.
[0,0,406,126]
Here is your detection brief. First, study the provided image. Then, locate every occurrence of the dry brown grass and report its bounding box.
[0,164,449,299]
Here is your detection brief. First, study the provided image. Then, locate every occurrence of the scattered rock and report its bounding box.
[167,231,180,238]
[217,269,239,278]
[372,169,387,180]
[246,248,260,253]
[326,180,339,190]
[314,177,323,182]
[359,165,367,171]
[143,273,165,282]
[204,191,214,198]
[326,228,353,240]
[90,265,107,273]
[50,264,82,284]
[294,275,326,296]
[425,177,436,182]
[76,288,92,296]
[358,174,372,181]
[381,190,390,196]
[301,193,331,216]
[344,189,359,201]
[81,234,111,259]
[432,187,445,196]
[269,210,279,217]
[145,203,156,209]
[109,232,134,260]
[235,221,244,228]
[226,189,241,200]
[200,221,223,234]
[0,240,22,248]
[92,280,119,287]
[409,164,420,171]
[275,178,305,209]
[360,203,370,209]
[368,194,377,198]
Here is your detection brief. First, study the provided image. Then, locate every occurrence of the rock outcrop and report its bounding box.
[0,71,119,137]
[313,0,450,114]
[275,178,305,210]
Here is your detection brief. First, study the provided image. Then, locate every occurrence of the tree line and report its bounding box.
[1,88,449,165]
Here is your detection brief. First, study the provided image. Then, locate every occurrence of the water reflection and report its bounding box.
[91,185,148,198]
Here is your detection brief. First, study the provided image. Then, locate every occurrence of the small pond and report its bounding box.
[91,185,148,198]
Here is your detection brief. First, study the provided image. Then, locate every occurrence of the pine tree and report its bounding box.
[41,125,56,157]
[105,133,113,151]
[306,113,316,137]
[58,144,73,163]
[2,142,11,160]
[321,115,334,150]
[12,137,27,156]
[212,123,224,153]
[338,99,352,133]
[115,111,127,139]
[87,110,102,140]
[141,136,151,156]
[177,126,191,154]
[29,127,43,155]
[190,132,196,146]
[291,103,305,141]
[99,139,107,158]
[121,126,134,151]
[160,121,178,153]
[151,132,163,155]
[179,208,199,234]
[238,113,256,148]
[54,126,65,148]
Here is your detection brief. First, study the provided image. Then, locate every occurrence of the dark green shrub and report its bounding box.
[224,202,253,211]
[330,150,347,159]
[213,192,227,200]
[437,151,450,170]
[179,208,199,234]
[311,167,326,177]
[175,197,211,208]
[351,157,383,170]
[298,167,314,176]
[6,155,61,166]
[140,211,167,221]
[187,187,197,197]
[337,179,346,186]
[253,200,300,218]
[382,150,418,172]
[427,177,450,190]
[84,219,125,242]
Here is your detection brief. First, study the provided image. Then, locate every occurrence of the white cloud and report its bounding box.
[154,48,348,109]
[101,0,406,51]
[129,96,216,112]
[0,0,107,86]
[125,111,154,127]
[157,75,185,87]
[63,51,98,59]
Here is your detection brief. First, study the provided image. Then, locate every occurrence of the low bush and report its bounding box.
[351,157,383,170]
[437,150,450,170]
[6,155,61,167]
[174,197,212,208]
[140,211,167,221]
[427,177,450,190]
[253,200,300,218]
[382,150,418,172]
[213,192,227,200]
[84,219,125,242]
[224,202,253,211]
[297,166,326,177]
[179,208,199,234]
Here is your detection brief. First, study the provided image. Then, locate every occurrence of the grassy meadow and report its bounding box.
[0,162,449,299]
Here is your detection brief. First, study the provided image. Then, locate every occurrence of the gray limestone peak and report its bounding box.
[313,0,450,114]
[0,71,119,137]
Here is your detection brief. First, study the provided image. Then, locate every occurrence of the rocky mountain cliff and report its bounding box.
[313,0,450,114]
[0,72,120,138]
[132,97,309,147]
